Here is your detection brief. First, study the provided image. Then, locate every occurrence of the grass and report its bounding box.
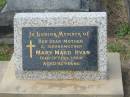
[108,37,130,61]
[108,22,130,60]
[0,0,6,10]
[101,0,128,36]
[0,44,13,61]
[116,23,130,38]
[108,41,126,53]
[102,0,130,62]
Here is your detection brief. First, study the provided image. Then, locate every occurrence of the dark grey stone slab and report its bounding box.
[89,0,102,11]
[0,0,102,28]
[0,12,14,26]
[125,0,130,24]
[4,0,102,12]
[6,0,81,12]
[0,25,13,44]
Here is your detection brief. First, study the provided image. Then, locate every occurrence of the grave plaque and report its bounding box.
[22,27,97,71]
[14,12,107,80]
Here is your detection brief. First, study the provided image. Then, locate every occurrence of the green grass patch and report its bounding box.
[108,40,130,60]
[0,0,6,10]
[108,41,126,53]
[128,39,130,46]
[0,44,13,61]
[116,23,130,38]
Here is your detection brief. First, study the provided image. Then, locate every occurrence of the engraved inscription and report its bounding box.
[22,27,98,71]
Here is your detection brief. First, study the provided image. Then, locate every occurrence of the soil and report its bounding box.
[101,0,128,36]
[101,0,130,97]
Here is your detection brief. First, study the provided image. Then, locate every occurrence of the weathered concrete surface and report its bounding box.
[0,53,124,97]
[0,61,8,82]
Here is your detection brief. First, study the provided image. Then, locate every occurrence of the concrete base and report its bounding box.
[0,53,124,97]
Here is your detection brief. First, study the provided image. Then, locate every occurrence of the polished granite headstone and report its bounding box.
[14,12,107,80]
